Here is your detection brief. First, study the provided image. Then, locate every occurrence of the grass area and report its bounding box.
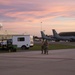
[0,43,75,53]
[30,43,75,51]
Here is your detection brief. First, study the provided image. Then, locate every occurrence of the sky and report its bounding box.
[0,0,75,36]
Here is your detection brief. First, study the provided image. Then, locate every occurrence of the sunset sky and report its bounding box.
[0,0,75,36]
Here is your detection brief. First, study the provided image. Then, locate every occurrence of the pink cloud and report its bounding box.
[0,0,11,5]
[0,0,75,36]
[0,0,75,22]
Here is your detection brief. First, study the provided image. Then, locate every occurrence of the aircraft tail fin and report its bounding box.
[52,29,60,38]
[41,31,47,39]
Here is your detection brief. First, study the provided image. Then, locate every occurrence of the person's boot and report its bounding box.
[47,50,48,55]
[41,50,43,54]
[44,50,46,54]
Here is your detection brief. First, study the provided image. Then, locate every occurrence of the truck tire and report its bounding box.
[21,45,29,50]
[21,45,26,50]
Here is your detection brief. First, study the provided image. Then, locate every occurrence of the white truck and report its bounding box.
[12,35,34,49]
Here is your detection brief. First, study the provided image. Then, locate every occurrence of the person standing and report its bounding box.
[41,40,44,54]
[43,40,49,54]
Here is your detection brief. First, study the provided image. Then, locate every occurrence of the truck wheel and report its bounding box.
[21,45,26,50]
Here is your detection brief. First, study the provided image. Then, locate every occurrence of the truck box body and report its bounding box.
[12,35,34,49]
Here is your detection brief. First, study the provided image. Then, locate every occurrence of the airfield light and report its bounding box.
[41,22,42,31]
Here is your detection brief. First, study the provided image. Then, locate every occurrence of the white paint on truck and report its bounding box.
[12,35,34,49]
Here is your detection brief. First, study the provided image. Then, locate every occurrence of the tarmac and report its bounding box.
[0,49,75,75]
